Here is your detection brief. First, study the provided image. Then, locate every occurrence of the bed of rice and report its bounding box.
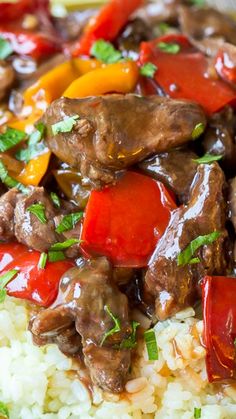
[0,297,236,419]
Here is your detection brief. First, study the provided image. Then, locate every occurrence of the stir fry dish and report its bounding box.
[1,0,236,418]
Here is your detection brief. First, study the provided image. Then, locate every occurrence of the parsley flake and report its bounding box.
[50,192,61,208]
[157,41,180,54]
[121,321,140,349]
[27,203,47,224]
[100,305,121,346]
[16,123,47,163]
[0,37,13,60]
[158,23,170,35]
[0,401,9,418]
[55,212,83,234]
[144,329,159,360]
[0,160,28,193]
[194,407,202,418]
[193,153,223,164]
[140,62,157,78]
[177,232,221,267]
[51,115,80,135]
[0,127,25,152]
[0,269,18,303]
[91,39,122,64]
[191,122,205,140]
[48,250,65,262]
[50,238,81,251]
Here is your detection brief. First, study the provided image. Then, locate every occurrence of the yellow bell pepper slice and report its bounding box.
[24,58,103,108]
[16,151,51,186]
[63,61,139,98]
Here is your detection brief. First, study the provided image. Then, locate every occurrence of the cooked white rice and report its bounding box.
[0,297,236,419]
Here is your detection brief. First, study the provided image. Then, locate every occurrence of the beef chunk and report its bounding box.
[138,148,198,204]
[0,188,18,241]
[15,187,58,252]
[179,6,236,45]
[43,94,206,185]
[0,60,15,100]
[136,0,182,25]
[117,18,154,58]
[145,163,229,320]
[202,107,236,177]
[30,257,131,393]
[229,177,236,232]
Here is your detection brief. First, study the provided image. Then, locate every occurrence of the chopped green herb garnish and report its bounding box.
[51,115,80,135]
[140,62,157,78]
[144,329,159,361]
[121,321,140,349]
[91,39,122,64]
[157,41,180,54]
[28,122,45,146]
[194,407,202,419]
[0,401,9,418]
[15,123,47,163]
[100,305,121,346]
[50,192,61,208]
[0,127,25,152]
[50,238,80,251]
[158,22,170,34]
[55,212,83,234]
[0,160,28,193]
[0,37,13,60]
[38,252,47,270]
[193,153,223,164]
[177,231,221,267]
[48,250,65,262]
[191,122,205,140]
[27,203,47,224]
[0,269,18,303]
[190,0,204,6]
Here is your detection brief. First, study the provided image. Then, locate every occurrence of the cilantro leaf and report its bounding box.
[0,269,19,303]
[177,232,221,266]
[48,250,65,262]
[121,321,140,349]
[0,160,28,193]
[55,212,83,234]
[0,37,13,60]
[90,39,122,64]
[27,203,47,224]
[0,401,9,418]
[0,127,25,152]
[191,122,205,140]
[50,238,81,251]
[144,329,159,360]
[100,305,121,346]
[158,23,170,35]
[51,115,80,135]
[50,192,61,208]
[140,62,157,78]
[193,153,223,164]
[15,123,47,163]
[157,42,180,54]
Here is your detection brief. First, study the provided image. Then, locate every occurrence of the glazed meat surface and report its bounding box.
[42,94,206,185]
[145,163,229,320]
[138,148,198,204]
[30,257,132,393]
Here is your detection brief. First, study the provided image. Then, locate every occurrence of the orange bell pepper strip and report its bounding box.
[16,151,51,186]
[63,61,139,98]
[23,58,103,109]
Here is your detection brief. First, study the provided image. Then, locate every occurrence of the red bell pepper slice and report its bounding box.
[81,171,176,267]
[0,0,50,21]
[139,34,236,114]
[0,27,61,59]
[215,48,236,85]
[202,275,236,382]
[73,0,143,57]
[0,243,74,307]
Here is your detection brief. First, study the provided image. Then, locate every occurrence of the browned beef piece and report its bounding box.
[136,0,182,25]
[117,18,154,58]
[229,177,236,232]
[42,94,206,185]
[145,163,229,320]
[138,148,198,204]
[0,188,18,241]
[14,187,58,252]
[30,257,131,393]
[202,107,236,177]
[179,6,236,45]
[0,60,15,100]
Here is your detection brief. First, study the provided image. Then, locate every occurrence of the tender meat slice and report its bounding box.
[229,177,236,232]
[179,6,236,45]
[135,0,182,25]
[0,188,18,241]
[138,148,198,204]
[30,257,131,393]
[43,94,206,185]
[0,60,15,100]
[202,107,236,177]
[145,163,229,320]
[117,18,154,58]
[15,187,58,252]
